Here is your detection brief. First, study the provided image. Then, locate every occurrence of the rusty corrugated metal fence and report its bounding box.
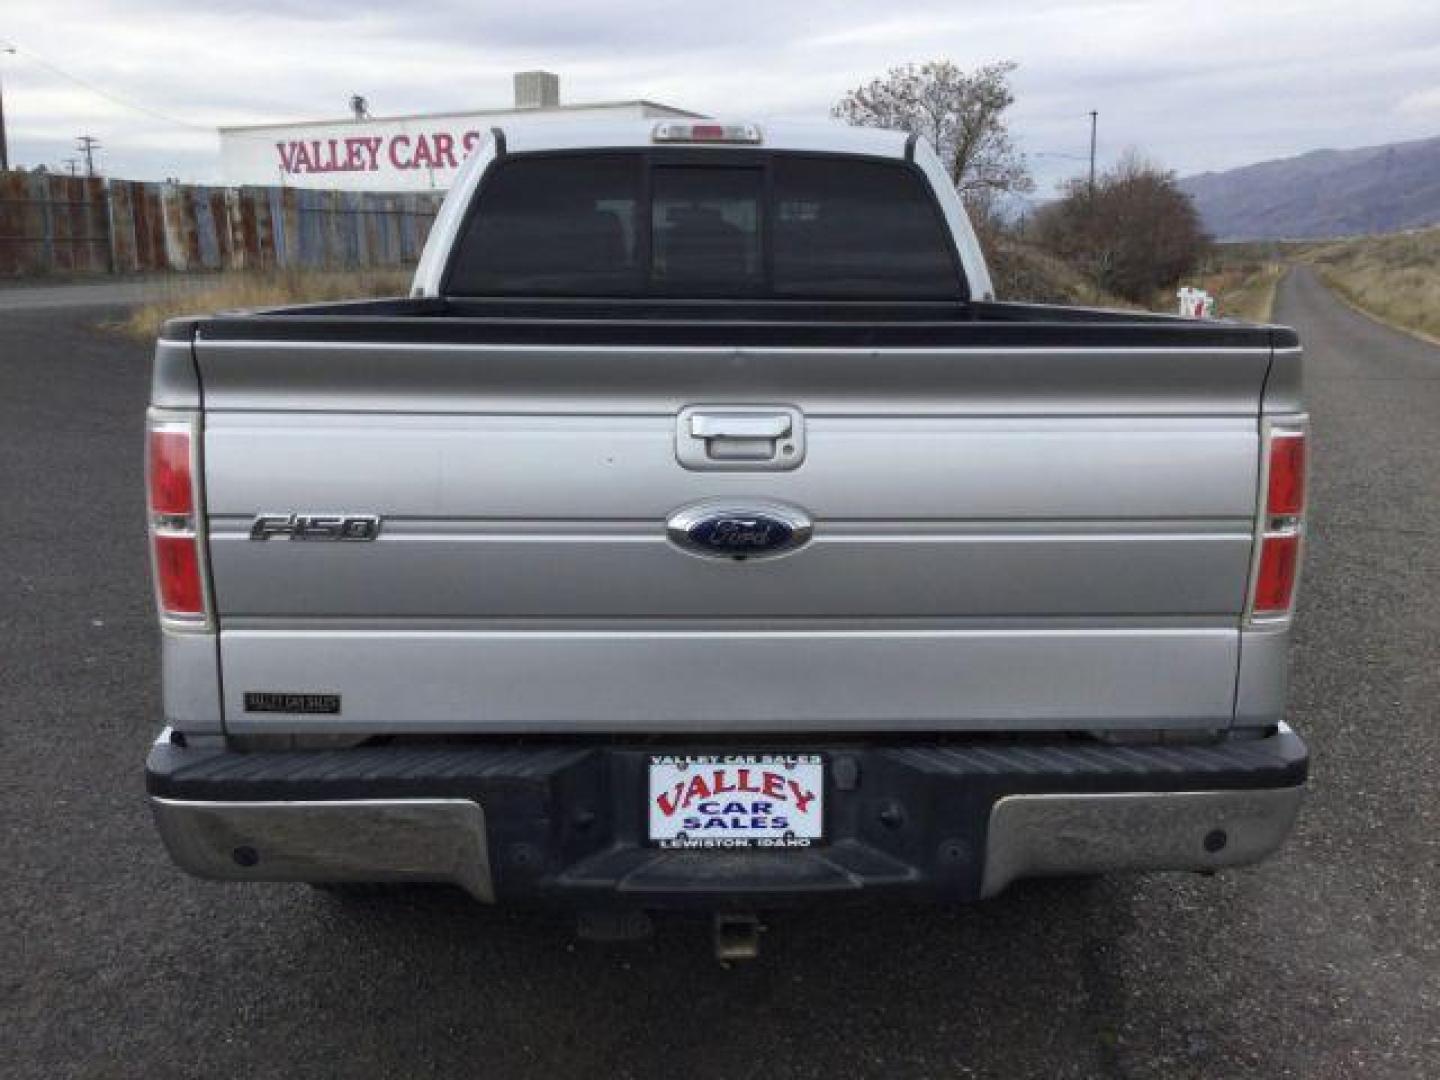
[0,173,113,275]
[0,171,443,277]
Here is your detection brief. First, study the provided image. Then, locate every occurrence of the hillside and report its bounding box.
[1180,135,1440,240]
[1299,227,1440,341]
[982,235,1132,308]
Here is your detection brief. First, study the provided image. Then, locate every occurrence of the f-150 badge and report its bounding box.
[249,513,382,541]
[666,500,812,560]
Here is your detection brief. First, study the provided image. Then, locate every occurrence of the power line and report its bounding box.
[0,39,210,131]
[75,133,100,176]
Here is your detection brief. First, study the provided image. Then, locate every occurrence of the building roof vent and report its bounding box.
[514,71,560,110]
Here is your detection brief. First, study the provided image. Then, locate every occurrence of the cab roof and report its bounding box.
[497,119,912,159]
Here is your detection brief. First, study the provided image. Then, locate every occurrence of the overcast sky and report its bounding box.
[3,0,1438,190]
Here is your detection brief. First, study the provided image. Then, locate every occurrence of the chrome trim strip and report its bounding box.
[150,797,493,901]
[216,614,1242,632]
[219,624,1240,642]
[195,339,1274,356]
[981,785,1304,898]
[206,515,1257,538]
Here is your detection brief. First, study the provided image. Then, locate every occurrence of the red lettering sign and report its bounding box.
[272,129,487,178]
[388,134,411,170]
[432,131,457,169]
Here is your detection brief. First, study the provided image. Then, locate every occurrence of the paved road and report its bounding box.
[0,277,211,312]
[3,271,1437,1078]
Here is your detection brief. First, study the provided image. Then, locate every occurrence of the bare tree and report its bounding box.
[1030,151,1210,303]
[832,61,1034,202]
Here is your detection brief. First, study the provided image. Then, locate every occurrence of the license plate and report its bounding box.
[647,754,825,849]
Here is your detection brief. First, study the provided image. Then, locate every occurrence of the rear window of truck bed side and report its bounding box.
[444,151,967,301]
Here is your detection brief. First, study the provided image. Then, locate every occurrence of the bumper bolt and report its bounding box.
[938,839,967,864]
[508,843,542,873]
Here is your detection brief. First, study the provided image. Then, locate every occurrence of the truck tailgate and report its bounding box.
[194,333,1268,734]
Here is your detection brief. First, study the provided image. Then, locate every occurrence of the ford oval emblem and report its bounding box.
[666,501,813,560]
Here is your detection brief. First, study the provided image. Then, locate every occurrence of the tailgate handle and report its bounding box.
[676,406,805,471]
[690,414,792,440]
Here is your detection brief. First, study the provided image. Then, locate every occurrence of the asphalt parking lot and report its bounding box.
[3,268,1437,1078]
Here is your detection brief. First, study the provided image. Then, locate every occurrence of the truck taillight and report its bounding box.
[152,534,206,615]
[1246,420,1307,623]
[1266,430,1306,517]
[147,412,211,627]
[148,429,194,516]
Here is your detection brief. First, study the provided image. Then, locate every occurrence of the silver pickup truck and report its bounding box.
[145,120,1309,945]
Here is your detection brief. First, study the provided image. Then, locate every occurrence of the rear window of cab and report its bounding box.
[445,152,965,300]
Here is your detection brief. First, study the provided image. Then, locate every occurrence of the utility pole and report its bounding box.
[0,44,16,172]
[1088,110,1098,198]
[63,157,80,176]
[75,134,100,177]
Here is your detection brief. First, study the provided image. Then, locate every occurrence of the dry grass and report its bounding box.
[120,267,413,340]
[985,235,1136,309]
[1299,228,1440,341]
[991,234,1280,319]
[1193,261,1284,323]
[1174,243,1292,323]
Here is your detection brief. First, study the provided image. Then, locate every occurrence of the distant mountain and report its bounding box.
[1179,135,1440,240]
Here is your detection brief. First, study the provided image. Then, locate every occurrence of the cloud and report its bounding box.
[1398,86,1440,117]
[2,0,1438,186]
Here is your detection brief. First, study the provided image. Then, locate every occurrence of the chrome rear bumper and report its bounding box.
[149,726,1306,904]
[980,786,1303,897]
[149,743,1307,904]
[151,797,494,900]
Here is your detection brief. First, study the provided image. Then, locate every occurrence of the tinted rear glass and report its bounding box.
[447,151,963,299]
[652,166,763,295]
[772,157,959,298]
[446,154,642,296]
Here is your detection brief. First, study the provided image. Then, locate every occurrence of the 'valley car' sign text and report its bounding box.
[274,130,489,177]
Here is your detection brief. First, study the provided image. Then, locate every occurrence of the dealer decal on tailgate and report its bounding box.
[647,754,825,849]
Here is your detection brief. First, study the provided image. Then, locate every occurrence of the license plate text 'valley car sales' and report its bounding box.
[647,754,824,849]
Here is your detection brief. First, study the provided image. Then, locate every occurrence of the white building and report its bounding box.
[218,72,703,192]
